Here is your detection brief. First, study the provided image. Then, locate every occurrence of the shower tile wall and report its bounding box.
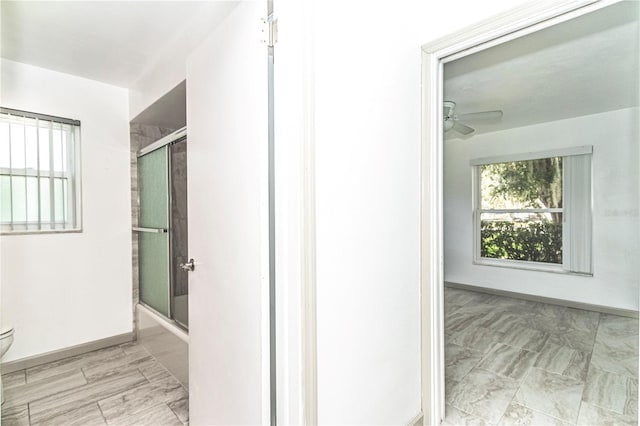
[130,123,177,334]
[170,141,188,299]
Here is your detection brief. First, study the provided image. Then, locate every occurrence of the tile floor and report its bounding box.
[444,286,639,426]
[1,341,188,426]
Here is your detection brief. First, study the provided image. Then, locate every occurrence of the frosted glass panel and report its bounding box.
[139,147,169,228]
[139,232,170,316]
[138,146,170,316]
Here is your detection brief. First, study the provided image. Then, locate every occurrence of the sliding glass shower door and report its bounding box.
[138,146,171,317]
[137,133,189,328]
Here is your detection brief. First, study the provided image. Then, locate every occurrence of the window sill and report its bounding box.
[1,228,83,236]
[474,258,593,277]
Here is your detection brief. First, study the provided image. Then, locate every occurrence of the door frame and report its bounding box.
[419,0,621,423]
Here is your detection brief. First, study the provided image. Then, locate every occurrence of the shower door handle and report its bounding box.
[133,227,168,233]
[180,258,195,272]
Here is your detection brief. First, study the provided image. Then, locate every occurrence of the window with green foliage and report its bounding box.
[479,157,563,264]
[473,148,593,274]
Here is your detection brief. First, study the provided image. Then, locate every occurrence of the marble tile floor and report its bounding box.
[443,286,639,426]
[1,341,188,426]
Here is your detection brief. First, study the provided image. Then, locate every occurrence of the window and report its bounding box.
[0,107,81,234]
[472,147,592,274]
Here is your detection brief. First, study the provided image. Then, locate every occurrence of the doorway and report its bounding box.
[421,1,639,424]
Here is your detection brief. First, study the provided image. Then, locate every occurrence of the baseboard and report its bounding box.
[407,411,424,426]
[1,332,134,374]
[445,281,639,319]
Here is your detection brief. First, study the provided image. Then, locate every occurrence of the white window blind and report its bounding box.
[0,107,82,233]
[563,153,592,274]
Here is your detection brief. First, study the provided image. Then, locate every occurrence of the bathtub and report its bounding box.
[136,303,189,387]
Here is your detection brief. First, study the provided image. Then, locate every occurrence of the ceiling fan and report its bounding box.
[443,101,503,135]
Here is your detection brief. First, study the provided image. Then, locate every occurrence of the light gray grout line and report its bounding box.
[18,350,146,412]
[446,334,512,420]
[501,363,535,424]
[518,366,587,425]
[96,400,109,425]
[169,395,190,424]
[20,380,91,420]
[110,401,173,426]
[164,401,185,425]
[589,364,639,382]
[445,337,495,385]
[92,373,158,424]
[166,399,183,424]
[588,314,639,381]
[443,402,487,424]
[496,394,517,426]
[80,367,89,382]
[514,400,577,425]
[27,401,32,426]
[136,366,153,385]
[137,351,187,391]
[474,341,499,369]
[578,312,602,408]
[445,289,632,425]
[13,368,27,387]
[29,378,139,426]
[448,291,549,423]
[585,399,635,419]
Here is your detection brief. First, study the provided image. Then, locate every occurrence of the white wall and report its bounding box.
[310,0,530,423]
[128,2,239,120]
[0,59,132,362]
[444,108,639,311]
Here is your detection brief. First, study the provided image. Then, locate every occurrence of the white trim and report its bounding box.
[446,282,637,318]
[137,126,187,157]
[474,257,593,276]
[0,332,133,374]
[470,145,593,166]
[420,1,619,424]
[480,208,563,214]
[474,258,565,274]
[407,411,424,426]
[137,303,189,344]
[301,0,318,422]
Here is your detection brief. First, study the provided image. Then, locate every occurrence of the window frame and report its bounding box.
[471,146,593,274]
[0,107,82,235]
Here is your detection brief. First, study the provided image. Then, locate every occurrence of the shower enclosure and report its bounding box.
[135,128,188,329]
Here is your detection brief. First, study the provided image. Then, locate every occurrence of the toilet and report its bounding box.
[0,325,15,405]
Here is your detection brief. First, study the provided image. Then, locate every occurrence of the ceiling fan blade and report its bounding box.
[453,121,475,135]
[443,101,456,119]
[457,110,503,121]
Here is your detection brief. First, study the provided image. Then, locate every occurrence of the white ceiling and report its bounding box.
[1,1,238,88]
[444,1,639,138]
